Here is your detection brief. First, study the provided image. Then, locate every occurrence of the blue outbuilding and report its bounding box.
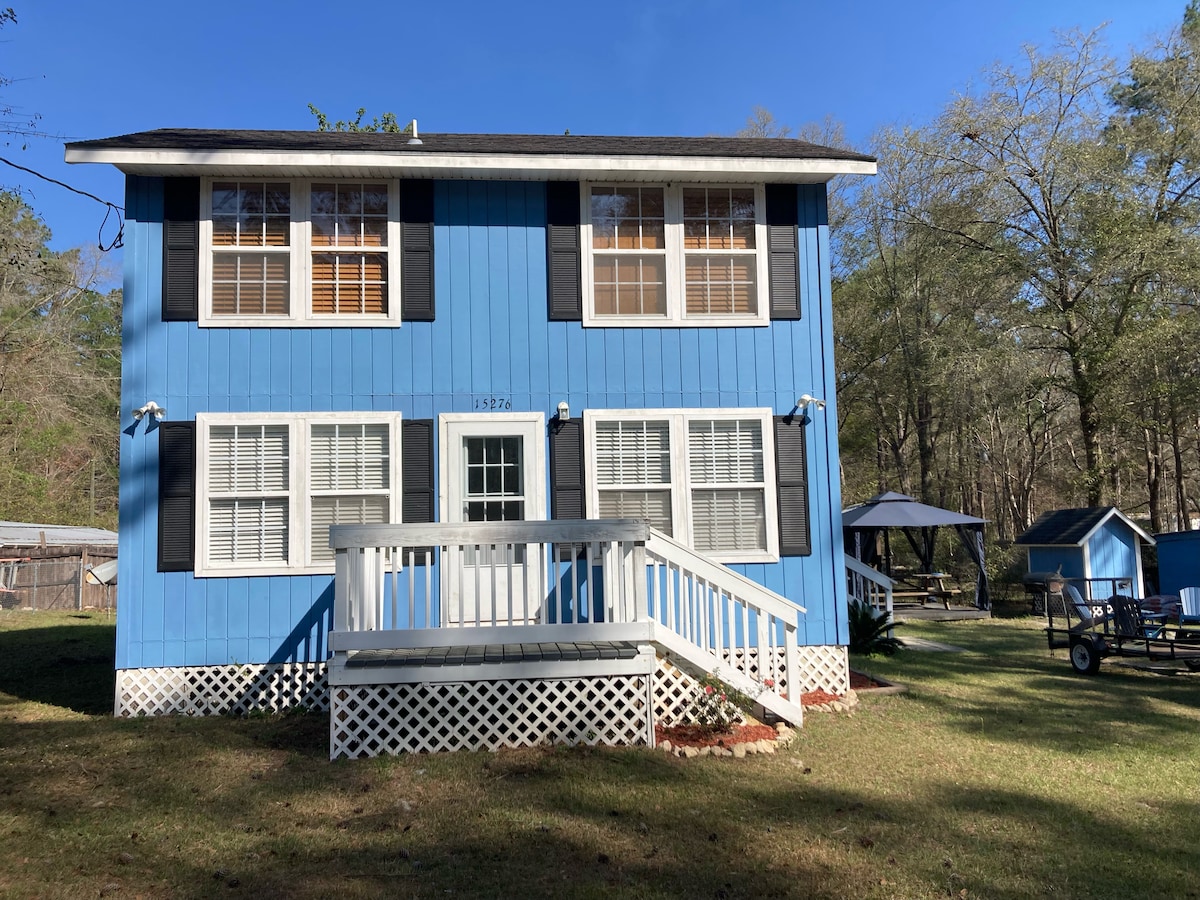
[1015,507,1154,601]
[1153,530,1200,597]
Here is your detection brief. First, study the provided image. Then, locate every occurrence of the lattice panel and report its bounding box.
[720,645,848,696]
[653,658,703,726]
[331,675,653,758]
[115,664,329,717]
[654,645,848,723]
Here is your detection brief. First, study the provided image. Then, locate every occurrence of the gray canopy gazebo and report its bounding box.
[842,491,990,610]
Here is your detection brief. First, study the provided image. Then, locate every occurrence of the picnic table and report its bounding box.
[893,572,962,608]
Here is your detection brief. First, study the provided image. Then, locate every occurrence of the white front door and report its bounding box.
[440,413,546,625]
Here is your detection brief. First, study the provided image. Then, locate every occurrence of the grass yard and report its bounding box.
[1,610,1198,899]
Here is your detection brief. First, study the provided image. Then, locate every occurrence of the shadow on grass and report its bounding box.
[856,620,1200,756]
[0,621,116,715]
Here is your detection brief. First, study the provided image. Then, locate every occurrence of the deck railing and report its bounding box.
[644,528,806,719]
[328,519,808,722]
[845,556,895,620]
[329,519,651,650]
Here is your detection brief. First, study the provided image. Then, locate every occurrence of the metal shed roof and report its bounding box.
[0,521,118,548]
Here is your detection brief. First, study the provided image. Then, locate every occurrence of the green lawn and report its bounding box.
[1,610,1197,899]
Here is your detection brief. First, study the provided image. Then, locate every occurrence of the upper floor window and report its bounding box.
[581,184,769,327]
[200,179,401,327]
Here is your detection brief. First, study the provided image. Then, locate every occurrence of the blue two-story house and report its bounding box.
[67,128,876,757]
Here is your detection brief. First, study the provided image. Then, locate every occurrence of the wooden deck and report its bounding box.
[893,603,990,623]
[344,640,642,669]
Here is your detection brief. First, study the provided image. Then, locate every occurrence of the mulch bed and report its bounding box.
[655,722,779,749]
[660,672,891,749]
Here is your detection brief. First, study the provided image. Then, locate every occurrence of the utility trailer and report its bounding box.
[1044,592,1200,675]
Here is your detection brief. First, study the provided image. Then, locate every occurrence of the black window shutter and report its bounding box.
[546,182,582,321]
[162,178,200,322]
[766,184,801,320]
[549,418,585,519]
[774,416,811,556]
[400,180,435,321]
[401,419,435,560]
[158,421,197,572]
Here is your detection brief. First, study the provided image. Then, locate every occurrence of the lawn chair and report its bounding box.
[1179,587,1200,626]
[1052,582,1098,630]
[1108,596,1165,640]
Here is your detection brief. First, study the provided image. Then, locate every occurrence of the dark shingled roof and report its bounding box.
[1015,507,1118,546]
[65,128,877,163]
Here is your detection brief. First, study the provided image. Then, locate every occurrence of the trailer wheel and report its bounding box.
[1069,636,1102,675]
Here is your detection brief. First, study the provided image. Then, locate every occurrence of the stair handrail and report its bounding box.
[644,528,807,724]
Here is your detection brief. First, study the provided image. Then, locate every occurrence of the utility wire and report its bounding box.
[0,154,124,251]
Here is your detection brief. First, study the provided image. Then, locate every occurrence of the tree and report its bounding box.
[307,105,406,133]
[0,192,120,526]
[0,9,46,142]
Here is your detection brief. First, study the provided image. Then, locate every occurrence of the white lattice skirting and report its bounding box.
[330,676,653,758]
[114,663,329,717]
[653,645,848,726]
[114,644,846,753]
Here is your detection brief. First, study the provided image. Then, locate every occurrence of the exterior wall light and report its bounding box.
[132,401,167,421]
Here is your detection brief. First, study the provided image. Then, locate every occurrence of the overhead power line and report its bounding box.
[0,155,124,251]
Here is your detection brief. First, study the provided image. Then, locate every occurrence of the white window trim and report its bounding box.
[195,411,402,577]
[583,408,779,563]
[198,177,403,328]
[580,183,770,329]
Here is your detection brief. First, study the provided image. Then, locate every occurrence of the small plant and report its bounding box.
[686,674,745,734]
[847,598,904,656]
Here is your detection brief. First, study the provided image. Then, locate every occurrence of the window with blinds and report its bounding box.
[211,182,291,316]
[687,419,767,553]
[308,423,392,564]
[196,413,401,575]
[594,419,673,535]
[206,424,290,564]
[201,179,400,327]
[586,409,778,561]
[582,184,768,327]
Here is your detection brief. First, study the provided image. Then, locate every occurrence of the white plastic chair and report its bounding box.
[1179,587,1200,625]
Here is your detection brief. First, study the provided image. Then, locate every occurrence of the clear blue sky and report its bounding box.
[1,0,1188,267]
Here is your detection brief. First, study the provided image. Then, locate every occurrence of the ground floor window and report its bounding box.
[584,408,778,563]
[195,412,402,576]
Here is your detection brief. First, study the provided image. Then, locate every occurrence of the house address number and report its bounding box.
[473,397,512,410]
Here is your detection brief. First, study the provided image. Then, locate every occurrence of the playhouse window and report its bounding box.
[582,184,769,327]
[584,409,778,562]
[200,179,401,327]
[195,412,401,576]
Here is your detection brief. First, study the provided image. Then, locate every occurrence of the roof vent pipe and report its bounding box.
[407,119,422,145]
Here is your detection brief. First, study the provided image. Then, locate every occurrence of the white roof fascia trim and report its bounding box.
[64,147,878,179]
[1077,508,1156,546]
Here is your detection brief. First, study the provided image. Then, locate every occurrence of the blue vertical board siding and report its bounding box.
[1087,525,1141,597]
[1027,548,1084,580]
[1156,531,1200,595]
[119,176,846,669]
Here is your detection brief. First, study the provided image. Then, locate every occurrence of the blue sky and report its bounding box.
[1,0,1188,265]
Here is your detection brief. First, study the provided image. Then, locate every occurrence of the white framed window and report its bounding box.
[195,412,402,576]
[199,178,401,328]
[581,184,769,327]
[584,408,778,562]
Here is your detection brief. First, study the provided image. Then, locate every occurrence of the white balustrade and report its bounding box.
[845,555,894,620]
[330,519,652,651]
[644,529,807,723]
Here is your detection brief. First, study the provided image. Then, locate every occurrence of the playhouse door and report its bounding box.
[441,414,546,625]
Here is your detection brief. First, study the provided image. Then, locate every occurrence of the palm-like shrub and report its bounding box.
[848,599,904,656]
